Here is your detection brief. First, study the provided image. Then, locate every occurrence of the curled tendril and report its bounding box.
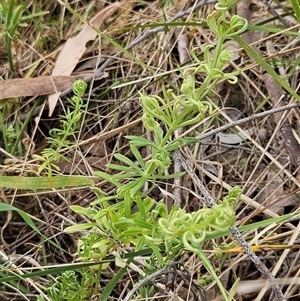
[222,186,243,207]
[140,95,163,117]
[218,49,234,67]
[190,47,202,65]
[142,112,160,131]
[229,15,248,36]
[152,202,168,219]
[153,149,171,169]
[209,207,235,231]
[145,158,169,176]
[203,44,214,66]
[223,72,239,84]
[181,77,195,95]
[190,45,235,87]
[158,187,241,253]
[206,12,224,37]
[199,101,216,115]
[177,111,205,128]
[215,0,236,11]
[140,94,173,127]
[207,11,248,38]
[72,79,87,97]
[195,45,239,85]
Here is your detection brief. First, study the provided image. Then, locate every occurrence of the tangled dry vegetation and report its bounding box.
[0,0,300,300]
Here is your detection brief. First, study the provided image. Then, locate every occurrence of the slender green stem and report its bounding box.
[194,76,211,100]
[159,127,174,148]
[0,112,8,151]
[196,247,230,301]
[212,37,225,69]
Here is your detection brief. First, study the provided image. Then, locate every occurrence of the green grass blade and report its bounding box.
[290,0,300,22]
[0,261,112,283]
[113,153,143,172]
[101,258,133,301]
[233,35,300,102]
[0,175,94,190]
[0,203,44,236]
[0,203,72,253]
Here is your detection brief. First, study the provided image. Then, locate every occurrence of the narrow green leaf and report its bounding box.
[205,211,298,240]
[124,190,133,218]
[91,239,112,249]
[135,195,146,219]
[20,11,49,21]
[101,258,133,301]
[228,278,240,301]
[136,235,145,251]
[145,239,164,266]
[114,153,142,172]
[0,203,43,236]
[183,137,200,144]
[126,135,156,148]
[0,203,65,252]
[247,24,300,36]
[143,198,156,215]
[0,261,112,283]
[133,219,153,230]
[94,171,120,187]
[64,223,96,233]
[111,172,139,180]
[130,144,146,169]
[165,140,182,151]
[69,205,87,215]
[0,175,93,190]
[106,163,138,173]
[122,229,144,236]
[290,0,300,22]
[233,35,300,102]
[91,195,118,205]
[158,172,186,179]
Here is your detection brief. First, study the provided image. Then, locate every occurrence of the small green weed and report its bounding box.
[43,0,250,300]
[34,80,87,176]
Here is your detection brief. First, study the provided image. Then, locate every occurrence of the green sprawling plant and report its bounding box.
[41,0,248,300]
[34,80,87,176]
[37,270,98,301]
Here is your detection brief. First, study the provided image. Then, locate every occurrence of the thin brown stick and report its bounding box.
[194,102,300,143]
